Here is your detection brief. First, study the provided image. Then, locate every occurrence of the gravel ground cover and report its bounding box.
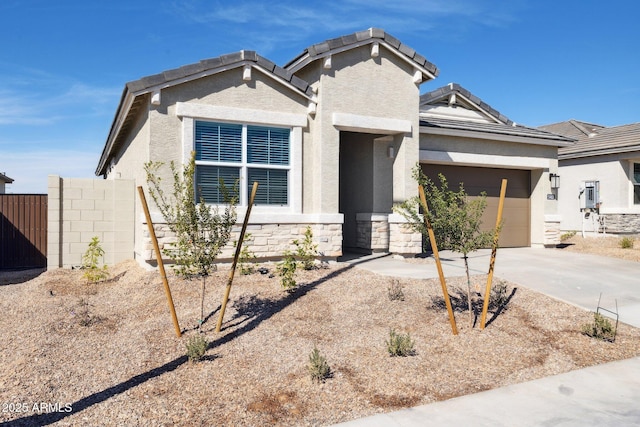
[1,236,639,426]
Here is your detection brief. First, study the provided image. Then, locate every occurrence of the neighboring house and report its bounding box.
[540,120,640,233]
[0,172,13,194]
[95,28,572,267]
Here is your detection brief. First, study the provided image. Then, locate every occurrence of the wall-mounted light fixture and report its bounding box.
[387,146,395,159]
[550,173,560,189]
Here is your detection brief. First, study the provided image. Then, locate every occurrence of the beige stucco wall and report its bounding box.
[558,153,640,231]
[303,45,422,215]
[47,176,135,269]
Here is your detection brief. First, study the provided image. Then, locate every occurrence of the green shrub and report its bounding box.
[582,312,615,342]
[620,236,634,249]
[307,346,331,383]
[186,335,208,362]
[82,236,109,283]
[386,329,415,357]
[489,280,510,310]
[293,226,318,270]
[277,251,298,291]
[237,233,258,275]
[387,279,405,301]
[560,230,577,242]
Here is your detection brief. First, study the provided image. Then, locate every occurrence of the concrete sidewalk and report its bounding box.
[333,247,640,426]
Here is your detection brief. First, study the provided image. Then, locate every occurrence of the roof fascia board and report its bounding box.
[559,145,640,160]
[96,90,135,176]
[288,40,437,81]
[420,125,574,147]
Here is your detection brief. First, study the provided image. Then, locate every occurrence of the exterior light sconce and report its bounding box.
[387,146,395,159]
[550,173,560,189]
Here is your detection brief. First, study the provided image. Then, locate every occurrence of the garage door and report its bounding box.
[421,164,531,247]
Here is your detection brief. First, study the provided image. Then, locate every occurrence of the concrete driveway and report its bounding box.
[349,247,640,328]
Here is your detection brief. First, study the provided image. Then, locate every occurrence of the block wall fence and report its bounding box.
[47,176,136,269]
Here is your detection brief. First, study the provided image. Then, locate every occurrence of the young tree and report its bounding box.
[394,164,496,326]
[145,151,237,330]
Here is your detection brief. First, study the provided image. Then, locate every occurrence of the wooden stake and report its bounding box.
[419,185,458,335]
[480,179,507,330]
[216,182,259,333]
[137,186,182,338]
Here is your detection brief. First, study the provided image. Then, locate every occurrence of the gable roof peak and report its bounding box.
[285,27,439,81]
[420,83,513,125]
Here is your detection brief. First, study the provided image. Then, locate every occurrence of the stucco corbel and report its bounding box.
[371,42,380,58]
[151,90,161,105]
[243,65,252,81]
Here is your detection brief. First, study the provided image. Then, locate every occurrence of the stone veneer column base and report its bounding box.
[388,213,422,256]
[355,213,390,252]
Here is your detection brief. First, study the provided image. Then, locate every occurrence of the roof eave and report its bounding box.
[420,125,575,147]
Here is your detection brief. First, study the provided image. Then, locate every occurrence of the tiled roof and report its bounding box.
[285,27,439,79]
[420,117,574,145]
[0,172,13,183]
[538,120,605,140]
[125,50,314,97]
[420,83,513,125]
[556,122,640,159]
[97,50,315,176]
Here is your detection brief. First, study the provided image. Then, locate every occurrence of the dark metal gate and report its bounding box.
[0,194,47,269]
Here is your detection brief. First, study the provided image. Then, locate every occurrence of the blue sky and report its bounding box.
[1,0,639,193]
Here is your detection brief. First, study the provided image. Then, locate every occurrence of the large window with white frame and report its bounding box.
[194,120,290,206]
[633,162,640,205]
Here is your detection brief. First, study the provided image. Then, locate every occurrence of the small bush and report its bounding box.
[308,347,331,383]
[386,329,415,357]
[293,226,319,270]
[620,236,634,249]
[186,335,208,362]
[582,312,615,342]
[387,279,405,301]
[489,280,510,310]
[82,236,109,283]
[277,251,298,291]
[237,233,258,275]
[560,230,576,242]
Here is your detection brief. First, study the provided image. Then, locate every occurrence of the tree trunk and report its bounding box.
[463,254,473,328]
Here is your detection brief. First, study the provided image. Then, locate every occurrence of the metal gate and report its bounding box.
[0,194,47,269]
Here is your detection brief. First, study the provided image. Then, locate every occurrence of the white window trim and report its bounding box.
[631,161,640,206]
[180,105,303,214]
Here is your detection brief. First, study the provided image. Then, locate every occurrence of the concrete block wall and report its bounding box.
[48,176,135,269]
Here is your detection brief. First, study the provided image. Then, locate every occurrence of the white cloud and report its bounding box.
[0,65,119,126]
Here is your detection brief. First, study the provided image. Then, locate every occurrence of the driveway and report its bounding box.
[349,247,640,328]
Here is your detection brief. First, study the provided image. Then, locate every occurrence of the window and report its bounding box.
[194,121,290,206]
[634,163,640,205]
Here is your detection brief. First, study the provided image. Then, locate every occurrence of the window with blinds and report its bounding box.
[194,120,290,206]
[634,163,640,205]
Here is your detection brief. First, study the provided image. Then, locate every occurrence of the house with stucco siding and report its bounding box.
[93,28,572,268]
[540,120,640,234]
